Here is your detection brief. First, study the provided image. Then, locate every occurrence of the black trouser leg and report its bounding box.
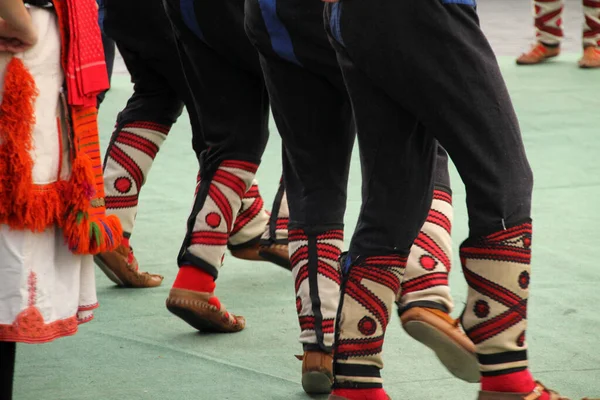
[109,44,185,130]
[256,53,355,350]
[0,342,16,400]
[262,64,354,348]
[246,0,355,351]
[325,0,533,238]
[163,0,269,170]
[163,0,270,275]
[324,0,536,383]
[434,145,451,191]
[330,42,437,255]
[262,176,288,245]
[103,0,192,129]
[103,34,115,83]
[259,53,354,228]
[102,0,207,190]
[96,34,114,107]
[101,8,188,235]
[96,0,115,107]
[246,0,356,229]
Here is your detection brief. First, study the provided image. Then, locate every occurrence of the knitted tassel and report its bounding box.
[0,58,66,232]
[62,106,122,254]
[0,58,121,254]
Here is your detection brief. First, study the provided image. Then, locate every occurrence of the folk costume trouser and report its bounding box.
[164,0,270,278]
[324,0,534,388]
[102,0,193,240]
[247,0,354,352]
[102,0,271,259]
[96,0,114,107]
[246,0,455,353]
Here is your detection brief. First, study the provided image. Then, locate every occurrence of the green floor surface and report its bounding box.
[13,55,600,400]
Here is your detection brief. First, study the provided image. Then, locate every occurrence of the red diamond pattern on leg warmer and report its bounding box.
[334,255,407,388]
[534,0,564,45]
[290,228,342,350]
[460,221,532,377]
[399,188,454,312]
[228,179,269,248]
[583,0,600,47]
[187,160,258,271]
[104,122,170,235]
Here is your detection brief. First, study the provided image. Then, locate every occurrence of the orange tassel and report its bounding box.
[67,155,96,210]
[17,183,66,232]
[0,59,37,222]
[61,106,122,254]
[0,60,73,233]
[87,214,123,255]
[0,58,69,232]
[0,58,122,255]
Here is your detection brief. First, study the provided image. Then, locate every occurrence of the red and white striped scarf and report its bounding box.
[54,0,109,107]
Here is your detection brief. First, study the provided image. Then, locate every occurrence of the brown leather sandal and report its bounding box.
[229,237,291,270]
[516,43,560,65]
[578,46,600,69]
[229,240,263,261]
[258,243,291,270]
[295,351,333,394]
[166,288,245,333]
[401,306,479,383]
[94,245,163,288]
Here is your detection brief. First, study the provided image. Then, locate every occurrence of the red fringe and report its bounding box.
[0,59,36,221]
[61,106,122,254]
[62,211,123,255]
[0,58,56,232]
[0,58,122,254]
[67,155,96,211]
[12,183,67,232]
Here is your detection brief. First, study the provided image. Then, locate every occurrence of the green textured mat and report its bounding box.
[13,55,600,400]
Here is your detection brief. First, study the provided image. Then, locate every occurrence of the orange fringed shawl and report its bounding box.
[0,1,122,255]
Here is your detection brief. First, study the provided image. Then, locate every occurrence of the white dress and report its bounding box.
[0,7,97,344]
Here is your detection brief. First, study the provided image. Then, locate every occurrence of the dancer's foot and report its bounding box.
[258,242,290,270]
[229,238,290,270]
[579,46,600,69]
[479,381,571,400]
[166,266,245,333]
[94,244,163,288]
[229,238,263,261]
[295,350,333,394]
[516,43,560,65]
[400,306,479,383]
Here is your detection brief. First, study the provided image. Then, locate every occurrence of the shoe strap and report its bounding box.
[531,44,549,57]
[523,383,546,400]
[523,382,570,400]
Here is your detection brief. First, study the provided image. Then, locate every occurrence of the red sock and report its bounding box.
[172,266,224,312]
[481,370,548,399]
[330,389,389,400]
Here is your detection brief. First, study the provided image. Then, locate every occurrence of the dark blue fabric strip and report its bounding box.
[257,0,301,65]
[330,2,344,46]
[180,0,204,40]
[441,0,477,6]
